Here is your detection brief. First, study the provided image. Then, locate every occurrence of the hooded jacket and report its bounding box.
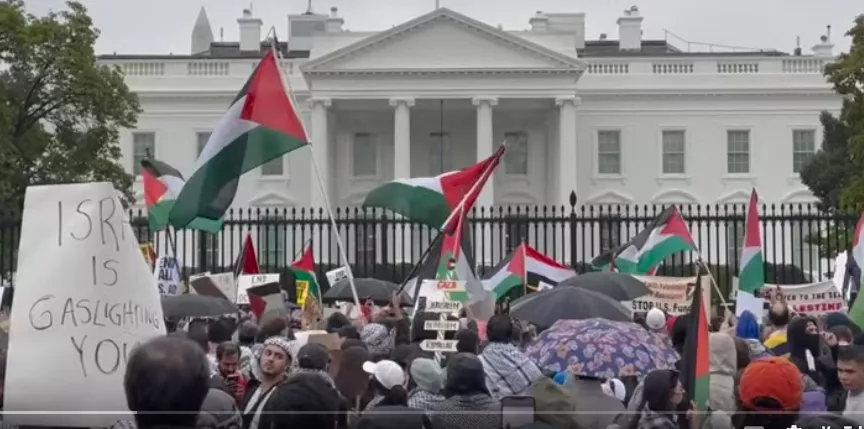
[708,333,737,413]
[785,317,829,414]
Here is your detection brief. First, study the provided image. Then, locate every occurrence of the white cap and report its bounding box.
[362,359,405,389]
[646,308,666,330]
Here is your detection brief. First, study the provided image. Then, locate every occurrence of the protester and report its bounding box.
[431,353,500,429]
[241,337,292,429]
[361,323,393,360]
[734,357,801,429]
[362,359,408,410]
[708,332,737,413]
[207,319,233,375]
[478,314,544,398]
[837,344,864,424]
[627,369,690,429]
[455,328,480,354]
[262,372,345,429]
[123,336,210,429]
[294,342,336,387]
[237,321,259,380]
[407,357,445,411]
[196,388,243,429]
[335,345,371,410]
[645,308,667,334]
[763,299,792,356]
[735,311,770,360]
[213,341,248,403]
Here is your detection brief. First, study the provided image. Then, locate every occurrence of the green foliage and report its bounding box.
[800,112,854,213]
[0,0,140,218]
[830,15,864,210]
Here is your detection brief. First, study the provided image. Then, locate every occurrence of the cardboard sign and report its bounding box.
[237,274,280,304]
[190,272,235,300]
[420,339,458,352]
[5,183,165,427]
[154,255,181,296]
[296,279,310,307]
[424,320,460,331]
[426,300,461,313]
[326,266,348,286]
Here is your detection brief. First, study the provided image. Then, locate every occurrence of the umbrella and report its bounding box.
[525,318,679,378]
[161,295,239,319]
[323,278,410,306]
[509,286,630,328]
[557,272,650,301]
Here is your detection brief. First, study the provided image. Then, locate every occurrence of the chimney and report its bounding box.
[617,5,643,51]
[812,27,834,58]
[529,11,548,32]
[326,7,344,32]
[237,9,263,52]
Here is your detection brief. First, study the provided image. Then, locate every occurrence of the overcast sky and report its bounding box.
[24,0,861,55]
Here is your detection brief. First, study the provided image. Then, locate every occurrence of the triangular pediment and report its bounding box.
[247,191,296,207]
[584,190,634,205]
[716,189,752,205]
[302,8,583,73]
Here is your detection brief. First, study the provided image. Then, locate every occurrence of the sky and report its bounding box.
[24,0,861,55]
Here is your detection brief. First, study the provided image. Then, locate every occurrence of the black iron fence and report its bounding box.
[0,197,858,303]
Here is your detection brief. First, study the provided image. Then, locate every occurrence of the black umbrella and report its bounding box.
[161,295,239,319]
[323,278,411,306]
[557,272,650,301]
[509,286,630,328]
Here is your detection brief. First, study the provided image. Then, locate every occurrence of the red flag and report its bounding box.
[234,234,265,318]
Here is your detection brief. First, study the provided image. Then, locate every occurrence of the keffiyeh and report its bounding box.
[477,342,544,398]
[361,323,391,357]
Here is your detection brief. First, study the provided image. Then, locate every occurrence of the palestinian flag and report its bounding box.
[141,160,223,232]
[679,271,710,416]
[848,212,864,327]
[432,208,470,302]
[591,206,695,273]
[363,145,505,233]
[291,245,321,308]
[482,243,574,299]
[233,234,261,278]
[738,189,764,294]
[169,49,308,232]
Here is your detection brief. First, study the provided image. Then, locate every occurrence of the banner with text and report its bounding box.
[237,274,280,305]
[626,275,710,315]
[5,183,165,427]
[732,278,846,316]
[154,255,182,296]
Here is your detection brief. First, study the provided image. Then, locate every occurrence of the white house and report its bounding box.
[99,6,841,273]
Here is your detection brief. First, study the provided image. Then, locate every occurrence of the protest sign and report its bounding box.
[190,272,236,300]
[237,274,280,304]
[625,275,709,315]
[154,255,181,296]
[732,279,846,316]
[326,266,348,286]
[416,279,465,358]
[5,183,165,427]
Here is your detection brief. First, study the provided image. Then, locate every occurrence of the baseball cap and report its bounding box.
[409,358,443,393]
[296,343,330,370]
[738,357,802,411]
[362,359,405,389]
[646,308,666,330]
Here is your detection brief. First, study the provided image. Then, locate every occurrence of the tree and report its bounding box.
[800,15,864,258]
[0,0,140,219]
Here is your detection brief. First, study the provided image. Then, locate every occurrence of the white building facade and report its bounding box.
[100,7,842,273]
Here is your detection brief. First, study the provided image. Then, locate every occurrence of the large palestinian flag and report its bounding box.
[848,212,864,327]
[679,271,710,416]
[169,50,308,232]
[591,206,695,273]
[291,245,321,308]
[482,243,574,298]
[363,145,505,233]
[141,160,224,232]
[738,189,764,294]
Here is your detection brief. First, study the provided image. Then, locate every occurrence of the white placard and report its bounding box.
[537,281,554,291]
[326,266,348,286]
[236,273,280,304]
[420,339,458,352]
[425,300,461,313]
[424,320,460,331]
[5,183,166,427]
[154,255,181,296]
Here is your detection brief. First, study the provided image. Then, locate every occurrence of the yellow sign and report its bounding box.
[296,280,309,307]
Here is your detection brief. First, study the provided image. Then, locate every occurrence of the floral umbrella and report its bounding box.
[525,318,679,378]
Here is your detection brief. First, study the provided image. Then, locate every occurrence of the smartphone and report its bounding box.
[500,396,535,429]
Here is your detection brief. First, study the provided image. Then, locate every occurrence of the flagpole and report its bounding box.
[521,239,529,297]
[267,28,362,310]
[396,230,442,295]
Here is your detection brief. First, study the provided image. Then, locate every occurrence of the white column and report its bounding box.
[389,97,415,262]
[472,96,498,207]
[555,95,580,266]
[555,95,580,205]
[389,97,415,180]
[309,97,332,208]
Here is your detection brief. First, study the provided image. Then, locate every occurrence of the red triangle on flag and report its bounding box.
[238,50,307,143]
[660,207,695,245]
